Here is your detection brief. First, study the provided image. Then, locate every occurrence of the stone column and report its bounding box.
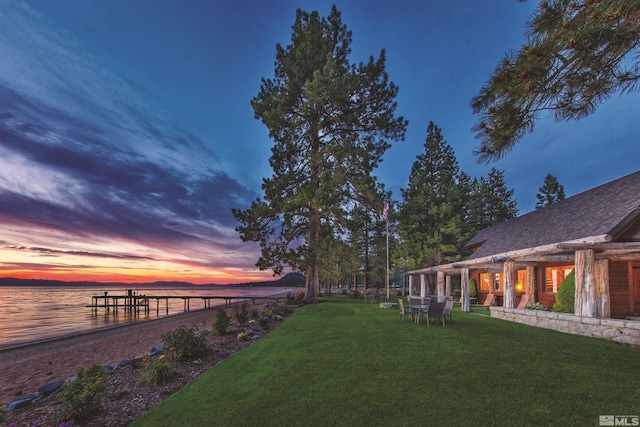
[504,260,516,308]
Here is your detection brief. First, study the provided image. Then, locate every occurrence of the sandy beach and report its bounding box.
[0,307,238,407]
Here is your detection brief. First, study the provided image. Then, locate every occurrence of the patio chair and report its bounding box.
[483,293,495,307]
[443,299,454,323]
[397,298,413,322]
[517,294,530,309]
[427,301,446,326]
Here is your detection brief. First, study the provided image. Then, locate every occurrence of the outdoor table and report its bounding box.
[410,304,430,324]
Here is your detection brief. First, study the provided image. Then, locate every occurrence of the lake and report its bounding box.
[0,285,292,350]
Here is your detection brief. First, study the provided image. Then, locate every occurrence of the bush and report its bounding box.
[469,279,478,299]
[526,302,550,311]
[237,332,249,342]
[162,325,207,361]
[138,357,176,386]
[232,302,250,325]
[58,364,107,422]
[295,292,305,303]
[212,307,231,336]
[553,270,575,313]
[249,308,260,320]
[259,317,270,329]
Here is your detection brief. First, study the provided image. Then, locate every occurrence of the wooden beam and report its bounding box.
[526,265,536,304]
[504,260,516,308]
[575,249,597,317]
[595,259,610,318]
[461,268,470,312]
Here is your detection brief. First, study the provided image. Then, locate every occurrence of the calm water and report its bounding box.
[0,286,292,350]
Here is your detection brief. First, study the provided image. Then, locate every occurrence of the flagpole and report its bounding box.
[386,214,390,301]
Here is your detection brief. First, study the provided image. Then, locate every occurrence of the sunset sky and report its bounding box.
[1,1,639,285]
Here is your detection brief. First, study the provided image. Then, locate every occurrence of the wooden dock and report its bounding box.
[87,290,286,316]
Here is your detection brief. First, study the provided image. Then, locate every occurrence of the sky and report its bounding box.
[1,0,638,285]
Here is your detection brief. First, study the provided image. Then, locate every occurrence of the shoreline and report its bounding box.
[0,291,296,406]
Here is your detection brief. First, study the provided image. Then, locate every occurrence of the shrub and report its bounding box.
[237,332,249,342]
[232,302,250,325]
[553,270,575,313]
[295,292,305,303]
[259,317,270,329]
[249,308,260,320]
[469,279,478,299]
[162,325,207,361]
[58,364,107,422]
[526,302,550,311]
[138,357,176,386]
[212,307,231,335]
[352,290,360,299]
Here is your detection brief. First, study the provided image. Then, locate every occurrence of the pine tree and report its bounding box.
[232,7,407,301]
[467,168,519,232]
[398,122,467,268]
[471,0,640,162]
[536,173,566,209]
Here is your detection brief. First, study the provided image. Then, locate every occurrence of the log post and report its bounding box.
[574,249,597,317]
[461,268,470,312]
[595,259,610,318]
[437,270,445,302]
[445,274,452,299]
[408,274,414,296]
[526,266,536,303]
[504,260,516,308]
[420,274,427,298]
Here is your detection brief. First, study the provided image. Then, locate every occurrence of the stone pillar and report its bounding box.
[504,260,516,308]
[461,268,470,312]
[595,259,610,318]
[575,249,597,317]
[437,271,445,302]
[526,266,536,303]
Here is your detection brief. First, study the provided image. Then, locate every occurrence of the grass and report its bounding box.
[131,296,640,427]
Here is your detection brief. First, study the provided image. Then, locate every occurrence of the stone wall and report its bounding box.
[490,307,640,346]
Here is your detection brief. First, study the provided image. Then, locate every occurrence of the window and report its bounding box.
[516,270,526,292]
[480,272,503,291]
[544,265,574,293]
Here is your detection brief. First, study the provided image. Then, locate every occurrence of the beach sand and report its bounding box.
[0,305,257,406]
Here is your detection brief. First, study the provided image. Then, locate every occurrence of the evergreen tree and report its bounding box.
[232,7,407,302]
[471,0,640,162]
[467,168,519,232]
[398,122,467,268]
[536,173,566,209]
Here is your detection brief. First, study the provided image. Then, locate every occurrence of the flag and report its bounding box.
[382,202,389,222]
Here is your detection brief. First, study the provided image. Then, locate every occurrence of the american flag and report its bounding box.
[382,202,389,222]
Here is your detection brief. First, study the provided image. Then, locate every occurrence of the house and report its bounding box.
[407,171,640,344]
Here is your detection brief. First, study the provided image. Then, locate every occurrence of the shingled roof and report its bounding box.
[466,170,640,260]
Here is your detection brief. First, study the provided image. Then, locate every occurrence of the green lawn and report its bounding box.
[131,296,640,427]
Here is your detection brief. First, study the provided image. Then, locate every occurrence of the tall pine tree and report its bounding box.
[232,7,406,301]
[398,122,467,268]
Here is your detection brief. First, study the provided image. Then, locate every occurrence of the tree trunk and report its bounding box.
[305,206,320,302]
[504,260,516,308]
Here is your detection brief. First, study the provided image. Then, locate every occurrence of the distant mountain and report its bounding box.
[0,272,305,288]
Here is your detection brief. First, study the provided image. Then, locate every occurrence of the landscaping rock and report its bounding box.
[5,394,38,411]
[37,380,64,397]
